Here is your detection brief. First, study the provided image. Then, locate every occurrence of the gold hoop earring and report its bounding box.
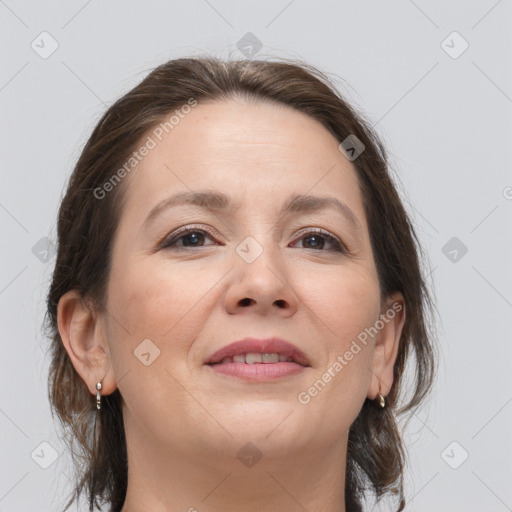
[96,381,102,410]
[378,382,386,408]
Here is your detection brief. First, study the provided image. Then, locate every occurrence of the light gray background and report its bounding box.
[1,1,511,511]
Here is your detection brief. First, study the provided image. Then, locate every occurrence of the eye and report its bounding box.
[160,227,218,250]
[160,226,347,253]
[291,228,346,253]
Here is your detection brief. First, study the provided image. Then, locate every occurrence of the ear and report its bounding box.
[368,292,406,400]
[57,290,117,397]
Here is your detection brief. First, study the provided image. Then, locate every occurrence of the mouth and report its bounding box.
[211,352,300,364]
[204,337,311,381]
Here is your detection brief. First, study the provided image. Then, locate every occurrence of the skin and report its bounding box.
[58,98,405,512]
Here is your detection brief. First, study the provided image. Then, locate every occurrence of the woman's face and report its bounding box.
[101,98,394,463]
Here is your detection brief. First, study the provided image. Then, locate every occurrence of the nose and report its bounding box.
[223,239,299,317]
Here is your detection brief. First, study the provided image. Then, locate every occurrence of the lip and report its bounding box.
[204,337,311,367]
[207,361,306,380]
[204,337,310,381]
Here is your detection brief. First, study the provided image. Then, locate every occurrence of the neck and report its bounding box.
[120,420,348,512]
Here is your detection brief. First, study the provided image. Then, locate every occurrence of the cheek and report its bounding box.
[295,266,379,404]
[301,262,380,343]
[103,258,218,423]
[109,257,213,334]
[104,257,224,376]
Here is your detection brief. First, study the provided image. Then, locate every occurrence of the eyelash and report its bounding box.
[160,226,347,253]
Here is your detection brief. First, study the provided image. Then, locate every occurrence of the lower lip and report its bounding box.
[207,362,306,380]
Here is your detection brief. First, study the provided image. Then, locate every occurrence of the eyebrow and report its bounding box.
[143,190,362,230]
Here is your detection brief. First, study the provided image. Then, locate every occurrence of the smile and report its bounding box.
[214,352,295,364]
[207,352,308,381]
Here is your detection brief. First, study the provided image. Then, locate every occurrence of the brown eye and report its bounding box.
[162,228,217,249]
[292,229,346,253]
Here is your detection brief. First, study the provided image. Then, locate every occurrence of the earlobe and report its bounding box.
[57,290,117,397]
[368,293,406,400]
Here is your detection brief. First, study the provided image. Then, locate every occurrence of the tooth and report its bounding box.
[245,353,263,364]
[261,353,279,363]
[233,354,245,363]
[221,357,232,364]
[278,354,289,362]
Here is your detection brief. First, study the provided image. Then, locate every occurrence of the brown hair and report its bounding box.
[46,55,436,512]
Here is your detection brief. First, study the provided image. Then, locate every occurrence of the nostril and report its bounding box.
[274,299,286,308]
[240,298,254,306]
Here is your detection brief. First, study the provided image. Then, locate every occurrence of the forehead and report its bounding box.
[121,98,364,224]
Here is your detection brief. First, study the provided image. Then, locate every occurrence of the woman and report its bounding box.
[46,56,436,512]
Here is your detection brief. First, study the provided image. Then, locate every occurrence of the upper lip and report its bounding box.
[204,337,311,367]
